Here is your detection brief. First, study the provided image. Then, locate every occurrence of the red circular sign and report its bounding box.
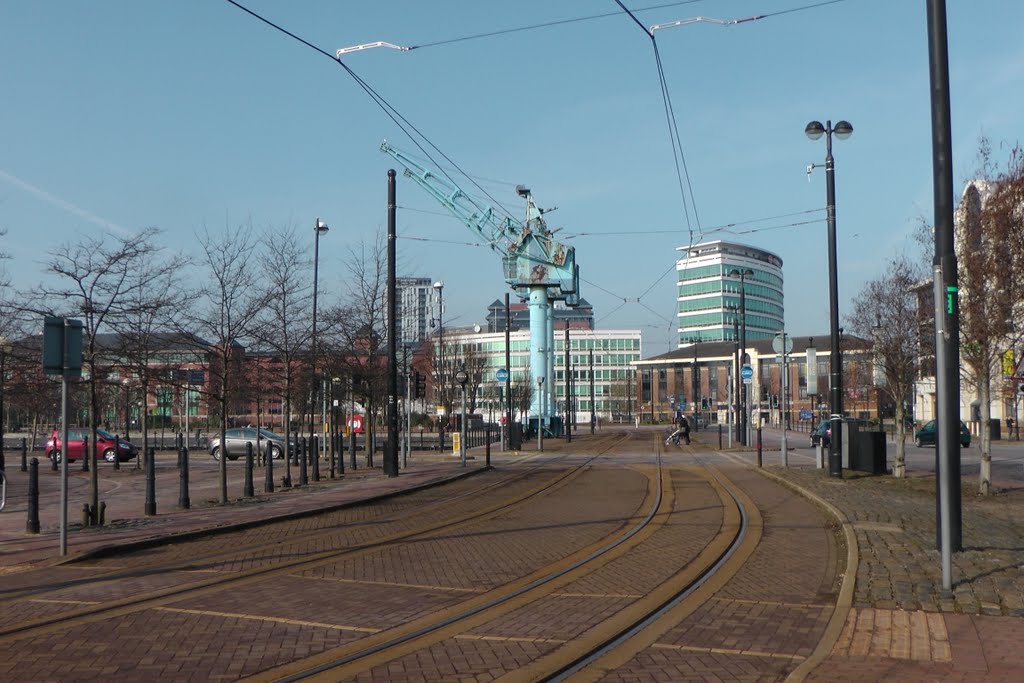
[349,415,364,433]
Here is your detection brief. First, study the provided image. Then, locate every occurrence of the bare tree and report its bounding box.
[253,225,312,477]
[114,244,191,462]
[330,235,388,462]
[187,224,267,504]
[848,256,922,477]
[956,140,1024,494]
[33,228,163,523]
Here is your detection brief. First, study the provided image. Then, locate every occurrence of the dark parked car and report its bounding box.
[915,420,971,448]
[208,428,294,461]
[46,428,139,464]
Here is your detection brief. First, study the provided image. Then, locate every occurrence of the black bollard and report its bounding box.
[244,442,254,498]
[485,424,491,467]
[283,436,292,488]
[21,437,27,472]
[145,446,156,516]
[756,426,763,468]
[99,501,106,525]
[311,436,320,482]
[113,433,120,471]
[718,424,723,450]
[329,431,336,479]
[299,437,308,486]
[26,458,40,534]
[178,446,190,509]
[366,432,373,469]
[82,435,89,472]
[349,431,357,471]
[264,440,274,493]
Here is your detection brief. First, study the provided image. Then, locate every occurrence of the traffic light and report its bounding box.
[700,397,709,410]
[761,386,769,401]
[414,371,426,398]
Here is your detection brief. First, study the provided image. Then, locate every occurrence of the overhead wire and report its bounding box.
[223,0,520,225]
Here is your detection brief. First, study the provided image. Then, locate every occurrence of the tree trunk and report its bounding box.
[979,373,992,495]
[893,403,907,479]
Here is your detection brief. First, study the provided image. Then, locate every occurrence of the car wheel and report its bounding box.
[916,437,924,448]
[270,445,283,460]
[103,449,117,463]
[211,446,221,461]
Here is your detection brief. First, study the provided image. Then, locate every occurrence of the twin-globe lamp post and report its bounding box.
[805,119,853,478]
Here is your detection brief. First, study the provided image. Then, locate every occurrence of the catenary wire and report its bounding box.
[223,0,520,224]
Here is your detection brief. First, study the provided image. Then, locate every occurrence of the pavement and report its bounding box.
[2,428,1024,681]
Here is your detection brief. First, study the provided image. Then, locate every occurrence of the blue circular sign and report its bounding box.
[496,368,509,382]
[740,365,754,380]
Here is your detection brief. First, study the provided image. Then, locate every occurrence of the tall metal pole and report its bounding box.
[733,317,740,444]
[589,347,595,433]
[691,340,700,430]
[59,375,69,556]
[739,278,748,446]
[564,325,571,443]
[504,292,512,448]
[385,169,399,477]
[781,330,789,466]
[927,0,962,565]
[310,217,328,461]
[824,124,845,478]
[435,282,445,451]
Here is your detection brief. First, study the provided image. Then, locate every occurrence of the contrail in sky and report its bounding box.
[0,168,132,237]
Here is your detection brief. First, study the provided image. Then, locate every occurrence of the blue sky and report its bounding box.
[2,1,1022,356]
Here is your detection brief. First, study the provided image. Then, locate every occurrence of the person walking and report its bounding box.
[681,414,691,445]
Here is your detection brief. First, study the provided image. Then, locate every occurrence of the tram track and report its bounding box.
[0,433,634,643]
[238,443,758,682]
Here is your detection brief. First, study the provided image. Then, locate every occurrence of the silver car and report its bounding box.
[208,428,293,461]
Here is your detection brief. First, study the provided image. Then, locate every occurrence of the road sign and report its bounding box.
[496,368,509,383]
[455,368,469,386]
[347,415,364,434]
[772,333,794,355]
[741,364,754,380]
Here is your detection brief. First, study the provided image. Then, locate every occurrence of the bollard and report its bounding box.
[82,435,89,472]
[329,431,336,479]
[145,446,156,516]
[486,425,491,467]
[756,426,763,468]
[179,446,190,509]
[349,431,357,471]
[366,432,374,469]
[26,458,40,534]
[244,442,254,498]
[264,440,274,493]
[282,439,292,489]
[82,503,91,527]
[99,501,106,526]
[718,424,723,450]
[113,433,120,471]
[299,437,308,487]
[21,437,27,472]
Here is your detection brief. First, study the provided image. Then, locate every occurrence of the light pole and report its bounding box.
[806,119,853,478]
[455,366,468,466]
[0,337,9,470]
[433,280,444,450]
[729,268,754,445]
[310,217,329,467]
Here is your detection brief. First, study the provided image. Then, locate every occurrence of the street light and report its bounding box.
[433,280,444,450]
[729,268,754,445]
[0,337,10,471]
[806,119,853,478]
[309,217,329,472]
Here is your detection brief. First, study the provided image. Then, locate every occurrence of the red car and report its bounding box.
[46,428,139,464]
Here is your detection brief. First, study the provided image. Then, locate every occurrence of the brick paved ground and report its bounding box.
[4,428,1024,681]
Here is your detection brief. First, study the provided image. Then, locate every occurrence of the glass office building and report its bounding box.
[675,241,784,346]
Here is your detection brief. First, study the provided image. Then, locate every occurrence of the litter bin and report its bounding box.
[989,418,1001,441]
[854,431,887,474]
[508,422,523,450]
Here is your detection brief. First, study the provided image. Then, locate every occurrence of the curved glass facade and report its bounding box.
[675,241,784,346]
